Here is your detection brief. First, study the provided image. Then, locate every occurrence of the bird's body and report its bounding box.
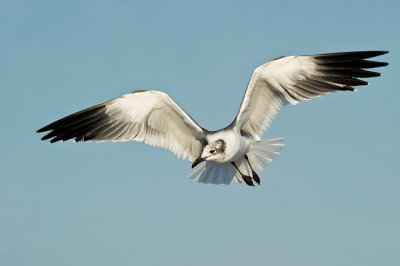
[37,51,388,186]
[205,128,247,163]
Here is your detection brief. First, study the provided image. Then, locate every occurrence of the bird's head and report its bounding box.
[192,139,226,168]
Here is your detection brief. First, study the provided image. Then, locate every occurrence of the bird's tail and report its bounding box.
[188,161,243,185]
[187,138,284,185]
[245,137,285,174]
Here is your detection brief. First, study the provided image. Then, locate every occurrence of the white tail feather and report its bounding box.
[188,161,243,185]
[187,137,284,185]
[247,138,284,174]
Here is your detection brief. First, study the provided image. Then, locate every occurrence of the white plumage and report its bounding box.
[37,51,388,186]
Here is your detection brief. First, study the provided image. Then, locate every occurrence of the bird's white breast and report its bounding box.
[206,129,249,163]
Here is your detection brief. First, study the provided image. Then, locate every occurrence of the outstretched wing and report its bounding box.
[233,51,388,140]
[37,90,207,162]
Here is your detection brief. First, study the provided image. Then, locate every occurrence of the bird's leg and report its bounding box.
[244,154,260,185]
[231,162,254,186]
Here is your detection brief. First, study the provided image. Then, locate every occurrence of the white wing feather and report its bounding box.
[233,51,388,140]
[38,90,207,162]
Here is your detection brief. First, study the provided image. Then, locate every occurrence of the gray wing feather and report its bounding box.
[234,51,388,139]
[37,90,207,161]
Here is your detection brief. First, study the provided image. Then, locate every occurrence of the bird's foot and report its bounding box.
[242,175,255,186]
[252,170,260,185]
[231,161,255,187]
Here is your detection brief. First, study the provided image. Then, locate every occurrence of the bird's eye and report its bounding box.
[210,149,216,154]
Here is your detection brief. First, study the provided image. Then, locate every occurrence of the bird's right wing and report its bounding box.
[37,90,207,162]
[233,51,388,140]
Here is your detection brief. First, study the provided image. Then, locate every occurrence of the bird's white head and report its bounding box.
[192,139,226,168]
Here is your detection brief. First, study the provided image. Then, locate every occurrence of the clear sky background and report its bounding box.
[1,0,399,265]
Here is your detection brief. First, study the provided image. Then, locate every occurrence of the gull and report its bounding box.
[37,51,388,186]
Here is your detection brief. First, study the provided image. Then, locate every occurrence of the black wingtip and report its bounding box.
[37,103,107,143]
[362,50,389,57]
[37,127,46,133]
[381,61,389,67]
[343,85,356,91]
[314,50,389,63]
[367,50,389,56]
[50,138,60,143]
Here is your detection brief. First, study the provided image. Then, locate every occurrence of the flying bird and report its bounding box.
[37,51,388,186]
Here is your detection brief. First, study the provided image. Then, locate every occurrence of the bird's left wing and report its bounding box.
[233,51,388,140]
[37,90,207,162]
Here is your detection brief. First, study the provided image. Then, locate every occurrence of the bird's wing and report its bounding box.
[233,51,388,140]
[37,90,207,162]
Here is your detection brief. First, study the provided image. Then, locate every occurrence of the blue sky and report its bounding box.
[1,0,399,265]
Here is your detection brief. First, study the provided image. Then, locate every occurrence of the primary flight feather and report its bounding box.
[37,51,388,186]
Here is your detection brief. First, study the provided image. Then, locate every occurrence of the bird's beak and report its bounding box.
[192,157,206,168]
